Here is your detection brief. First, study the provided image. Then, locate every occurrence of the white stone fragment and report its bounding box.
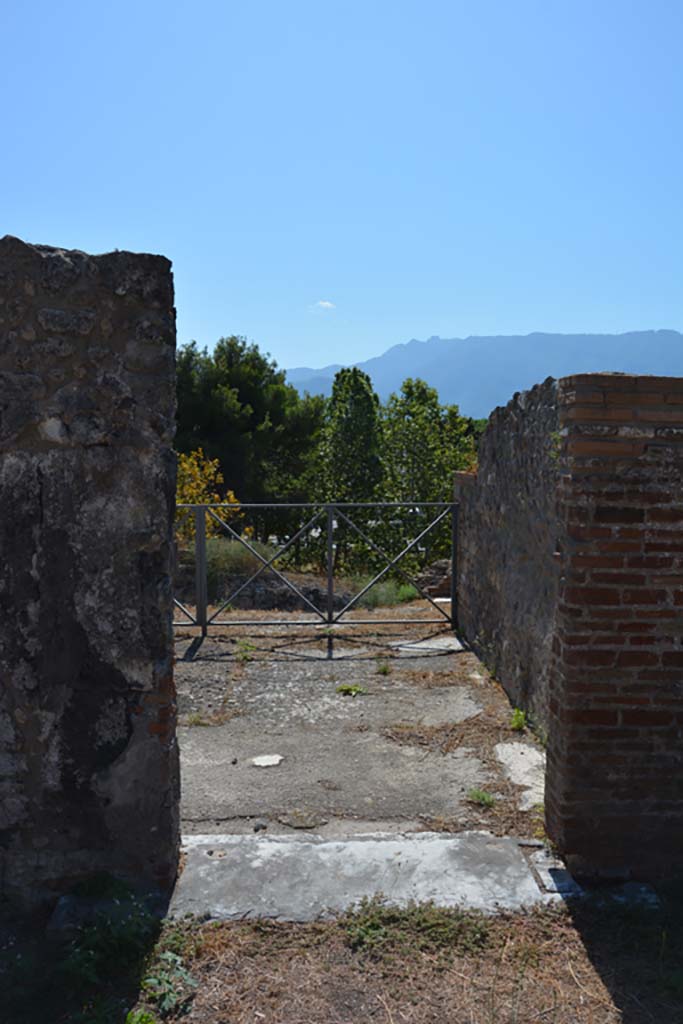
[39,417,67,443]
[494,741,545,810]
[251,755,284,767]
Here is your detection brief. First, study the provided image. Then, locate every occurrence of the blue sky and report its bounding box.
[2,1,681,369]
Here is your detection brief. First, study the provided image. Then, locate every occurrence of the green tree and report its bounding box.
[382,378,476,501]
[176,336,325,504]
[317,367,384,501]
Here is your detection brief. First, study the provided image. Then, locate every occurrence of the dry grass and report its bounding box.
[129,895,683,1024]
[381,685,546,839]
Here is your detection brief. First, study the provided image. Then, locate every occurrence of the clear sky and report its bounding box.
[2,1,681,369]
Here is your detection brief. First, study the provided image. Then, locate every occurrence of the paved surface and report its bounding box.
[179,665,486,831]
[176,624,546,836]
[171,831,549,921]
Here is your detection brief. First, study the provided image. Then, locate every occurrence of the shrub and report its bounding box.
[176,448,239,543]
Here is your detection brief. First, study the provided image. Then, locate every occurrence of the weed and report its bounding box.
[184,709,237,727]
[548,429,563,463]
[467,788,496,808]
[510,708,527,732]
[376,660,391,676]
[142,950,198,1016]
[235,639,257,663]
[57,897,158,995]
[336,684,367,697]
[339,896,489,959]
[126,1012,160,1024]
[531,803,547,842]
[345,577,418,609]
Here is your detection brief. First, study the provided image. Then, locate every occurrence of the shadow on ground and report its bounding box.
[564,879,683,1023]
[0,878,171,1024]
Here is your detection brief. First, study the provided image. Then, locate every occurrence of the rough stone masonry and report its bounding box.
[0,236,179,908]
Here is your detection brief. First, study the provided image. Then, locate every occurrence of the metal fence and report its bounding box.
[173,501,458,635]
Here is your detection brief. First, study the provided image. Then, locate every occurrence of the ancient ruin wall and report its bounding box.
[0,236,179,907]
[454,378,560,728]
[546,373,683,878]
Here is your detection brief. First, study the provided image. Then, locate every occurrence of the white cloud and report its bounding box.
[314,299,335,310]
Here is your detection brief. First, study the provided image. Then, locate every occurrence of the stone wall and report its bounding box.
[454,378,560,728]
[0,236,179,908]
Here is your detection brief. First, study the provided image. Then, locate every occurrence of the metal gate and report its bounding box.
[173,501,458,636]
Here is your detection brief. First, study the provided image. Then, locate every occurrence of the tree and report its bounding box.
[382,378,477,501]
[317,368,384,502]
[175,448,240,544]
[176,336,325,507]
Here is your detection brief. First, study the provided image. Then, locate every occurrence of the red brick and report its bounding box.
[592,572,646,585]
[565,586,622,606]
[622,589,667,604]
[662,652,683,667]
[595,507,645,524]
[604,391,667,405]
[573,555,624,569]
[567,709,619,726]
[567,439,646,457]
[627,555,673,568]
[621,710,674,727]
[616,651,660,667]
[649,509,683,524]
[564,650,617,667]
[567,526,612,541]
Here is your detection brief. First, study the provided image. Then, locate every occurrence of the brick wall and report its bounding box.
[546,373,683,878]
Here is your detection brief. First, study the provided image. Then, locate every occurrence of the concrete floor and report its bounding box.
[171,832,553,921]
[174,617,550,917]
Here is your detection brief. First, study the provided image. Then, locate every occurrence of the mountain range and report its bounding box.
[287,331,683,419]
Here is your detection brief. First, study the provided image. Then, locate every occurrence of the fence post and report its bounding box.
[194,506,208,637]
[326,504,335,625]
[450,503,459,632]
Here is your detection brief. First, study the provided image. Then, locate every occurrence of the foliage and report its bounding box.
[126,1012,160,1024]
[204,536,277,601]
[316,367,384,501]
[510,708,527,731]
[142,950,198,1016]
[176,447,239,543]
[176,337,325,518]
[348,577,417,608]
[467,788,496,808]
[336,684,367,697]
[340,896,489,958]
[382,378,478,501]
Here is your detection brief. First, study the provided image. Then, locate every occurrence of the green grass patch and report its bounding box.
[339,896,489,959]
[467,788,496,808]
[510,707,527,732]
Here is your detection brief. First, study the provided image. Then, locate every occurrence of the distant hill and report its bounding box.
[287,331,683,419]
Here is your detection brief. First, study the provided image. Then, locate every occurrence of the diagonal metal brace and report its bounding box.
[332,507,452,622]
[205,508,327,621]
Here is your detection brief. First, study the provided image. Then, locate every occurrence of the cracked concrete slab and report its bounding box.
[494,741,545,810]
[171,831,547,921]
[180,720,486,829]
